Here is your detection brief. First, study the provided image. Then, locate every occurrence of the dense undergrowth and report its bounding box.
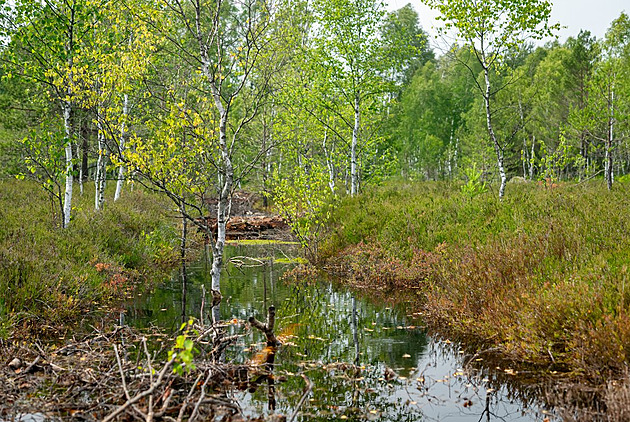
[320,180,630,384]
[0,179,180,337]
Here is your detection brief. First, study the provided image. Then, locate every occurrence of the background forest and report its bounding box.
[0,0,628,222]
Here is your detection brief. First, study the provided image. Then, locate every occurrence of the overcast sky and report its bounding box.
[387,0,628,48]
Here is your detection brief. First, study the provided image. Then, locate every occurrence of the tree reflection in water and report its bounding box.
[125,243,557,421]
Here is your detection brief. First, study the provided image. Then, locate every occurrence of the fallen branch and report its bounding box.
[102,353,177,422]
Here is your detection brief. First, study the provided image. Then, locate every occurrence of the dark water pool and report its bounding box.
[123,243,556,422]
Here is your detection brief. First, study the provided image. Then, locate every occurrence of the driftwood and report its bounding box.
[0,304,292,420]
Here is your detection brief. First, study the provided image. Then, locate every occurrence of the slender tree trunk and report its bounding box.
[580,132,588,180]
[61,2,76,228]
[80,120,89,195]
[454,137,459,173]
[448,117,455,178]
[522,137,528,178]
[529,135,535,180]
[95,109,106,211]
[198,14,232,304]
[606,82,615,190]
[351,296,359,365]
[180,207,188,323]
[483,67,506,199]
[262,146,271,208]
[210,111,232,299]
[322,129,335,194]
[115,93,129,201]
[62,101,73,228]
[350,94,359,197]
[518,100,528,178]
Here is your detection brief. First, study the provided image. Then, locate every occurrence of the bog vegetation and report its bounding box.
[0,180,178,336]
[320,181,630,382]
[0,0,630,408]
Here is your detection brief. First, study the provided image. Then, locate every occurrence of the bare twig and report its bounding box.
[143,337,156,422]
[249,306,279,346]
[189,370,214,422]
[102,354,177,422]
[288,374,313,422]
[114,343,147,420]
[176,373,204,422]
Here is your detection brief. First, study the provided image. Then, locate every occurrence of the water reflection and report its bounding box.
[125,244,556,421]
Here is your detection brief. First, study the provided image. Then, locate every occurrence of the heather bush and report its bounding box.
[0,179,179,336]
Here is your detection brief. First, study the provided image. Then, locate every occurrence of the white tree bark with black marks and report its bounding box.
[210,109,233,295]
[351,94,360,197]
[62,3,76,228]
[483,62,506,199]
[530,135,536,180]
[605,82,615,190]
[62,100,73,228]
[114,93,129,201]
[95,104,107,211]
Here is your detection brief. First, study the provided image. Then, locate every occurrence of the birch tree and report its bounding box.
[570,13,630,189]
[426,0,558,198]
[72,0,157,209]
[600,13,630,189]
[127,0,292,306]
[310,0,388,197]
[0,0,97,226]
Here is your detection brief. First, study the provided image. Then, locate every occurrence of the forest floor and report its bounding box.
[310,179,630,420]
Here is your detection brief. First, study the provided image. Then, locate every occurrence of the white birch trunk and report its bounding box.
[210,112,232,295]
[529,135,535,180]
[62,101,73,228]
[79,161,84,195]
[322,129,335,194]
[197,10,231,298]
[114,93,129,201]
[351,95,360,197]
[95,111,106,211]
[522,137,528,178]
[201,50,233,298]
[518,100,528,178]
[606,82,615,190]
[61,4,76,228]
[483,67,506,199]
[447,117,455,178]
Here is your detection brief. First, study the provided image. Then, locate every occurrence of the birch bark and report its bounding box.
[351,94,360,197]
[95,104,106,210]
[62,101,73,228]
[114,93,129,201]
[606,82,615,190]
[483,64,506,199]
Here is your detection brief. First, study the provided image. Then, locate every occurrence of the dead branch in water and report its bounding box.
[249,306,280,347]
